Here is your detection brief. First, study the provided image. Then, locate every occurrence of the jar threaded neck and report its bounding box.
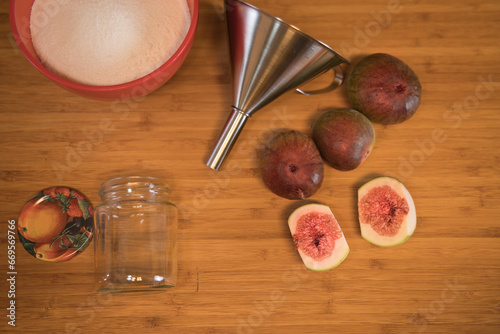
[99,176,171,203]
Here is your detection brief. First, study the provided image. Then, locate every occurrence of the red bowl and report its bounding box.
[9,0,199,101]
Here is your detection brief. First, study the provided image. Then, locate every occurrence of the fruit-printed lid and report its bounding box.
[17,187,94,262]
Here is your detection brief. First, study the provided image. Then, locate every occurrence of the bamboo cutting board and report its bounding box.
[1,0,499,333]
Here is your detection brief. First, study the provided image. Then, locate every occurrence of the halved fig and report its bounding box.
[288,203,349,271]
[358,176,416,246]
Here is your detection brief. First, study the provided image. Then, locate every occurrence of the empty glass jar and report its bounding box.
[94,176,177,293]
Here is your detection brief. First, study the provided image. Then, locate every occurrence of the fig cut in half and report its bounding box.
[288,203,349,271]
[358,177,416,246]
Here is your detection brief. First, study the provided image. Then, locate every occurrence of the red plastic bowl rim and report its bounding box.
[9,0,200,93]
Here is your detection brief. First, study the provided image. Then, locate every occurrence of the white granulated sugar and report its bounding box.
[30,0,191,86]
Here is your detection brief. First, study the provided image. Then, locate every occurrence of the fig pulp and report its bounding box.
[260,130,324,200]
[288,203,349,271]
[312,108,375,171]
[347,53,422,125]
[358,176,416,246]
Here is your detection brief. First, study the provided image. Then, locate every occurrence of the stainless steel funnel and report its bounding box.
[206,0,348,170]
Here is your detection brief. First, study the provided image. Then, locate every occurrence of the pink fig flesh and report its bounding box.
[358,176,417,247]
[288,203,349,271]
[293,210,343,261]
[359,185,409,237]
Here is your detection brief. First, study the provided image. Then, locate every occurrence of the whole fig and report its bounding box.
[347,53,421,125]
[312,108,375,171]
[260,130,324,200]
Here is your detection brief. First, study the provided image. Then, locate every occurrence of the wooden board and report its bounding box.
[1,0,499,333]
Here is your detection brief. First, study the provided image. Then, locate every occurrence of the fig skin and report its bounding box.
[347,53,422,125]
[260,130,324,200]
[312,108,375,171]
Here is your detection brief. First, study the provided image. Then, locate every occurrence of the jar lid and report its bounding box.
[17,187,94,262]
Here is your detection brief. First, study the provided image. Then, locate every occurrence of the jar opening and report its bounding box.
[99,176,171,203]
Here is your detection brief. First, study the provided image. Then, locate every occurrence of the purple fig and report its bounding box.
[260,130,324,200]
[312,108,375,171]
[347,53,422,125]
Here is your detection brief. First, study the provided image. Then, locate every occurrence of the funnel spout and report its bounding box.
[206,108,249,170]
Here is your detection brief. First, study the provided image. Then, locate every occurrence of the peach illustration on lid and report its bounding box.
[18,187,93,262]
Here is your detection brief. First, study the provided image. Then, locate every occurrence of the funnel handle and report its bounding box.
[296,65,344,96]
[206,108,249,171]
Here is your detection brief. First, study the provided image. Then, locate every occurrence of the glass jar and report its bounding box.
[94,176,177,293]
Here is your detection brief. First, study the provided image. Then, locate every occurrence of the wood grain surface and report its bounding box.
[1,0,500,333]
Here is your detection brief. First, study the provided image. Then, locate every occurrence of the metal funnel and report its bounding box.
[206,0,348,170]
